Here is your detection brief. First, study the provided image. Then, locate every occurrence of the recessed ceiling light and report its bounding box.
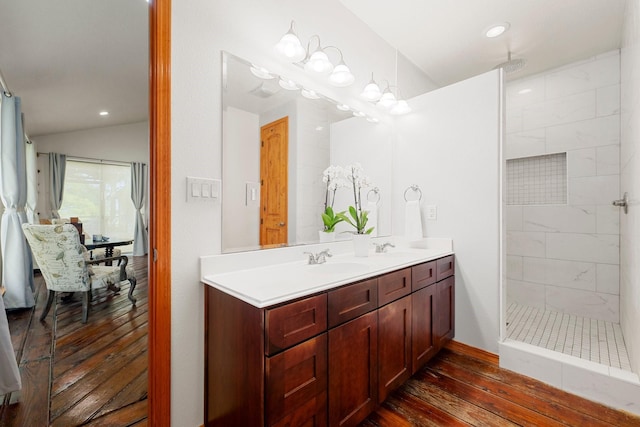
[485,22,510,38]
[518,88,532,94]
[99,111,109,116]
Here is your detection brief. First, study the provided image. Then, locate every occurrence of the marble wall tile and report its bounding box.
[596,204,620,235]
[523,257,596,291]
[507,256,523,280]
[506,107,523,134]
[546,233,619,264]
[507,279,546,308]
[523,205,596,233]
[597,263,620,295]
[568,175,620,205]
[523,91,596,131]
[597,84,621,117]
[567,149,597,177]
[505,129,546,159]
[506,76,546,109]
[507,231,546,257]
[546,115,620,153]
[506,206,523,231]
[545,54,620,100]
[545,286,619,322]
[596,145,621,175]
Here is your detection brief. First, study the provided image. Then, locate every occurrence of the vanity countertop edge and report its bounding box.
[201,237,454,308]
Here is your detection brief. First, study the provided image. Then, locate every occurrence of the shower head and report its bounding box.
[493,51,527,74]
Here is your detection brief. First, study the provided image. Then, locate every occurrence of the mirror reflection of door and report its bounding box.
[260,117,288,247]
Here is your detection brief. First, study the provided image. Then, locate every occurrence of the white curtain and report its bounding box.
[131,162,148,256]
[25,138,38,224]
[0,295,21,395]
[48,152,66,219]
[0,93,34,309]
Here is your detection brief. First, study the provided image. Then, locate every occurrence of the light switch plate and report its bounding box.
[187,177,221,202]
[426,205,437,220]
[246,182,260,207]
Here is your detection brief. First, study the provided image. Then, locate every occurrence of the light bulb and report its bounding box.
[328,63,355,87]
[304,49,333,74]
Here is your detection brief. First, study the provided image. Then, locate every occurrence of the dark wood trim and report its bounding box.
[148,0,171,424]
[444,340,499,365]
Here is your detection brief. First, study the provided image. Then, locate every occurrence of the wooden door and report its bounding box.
[260,117,288,247]
[411,284,437,373]
[378,295,411,403]
[328,311,377,427]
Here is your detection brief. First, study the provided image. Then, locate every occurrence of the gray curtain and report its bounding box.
[48,152,66,219]
[131,162,148,256]
[0,93,34,309]
[25,137,38,224]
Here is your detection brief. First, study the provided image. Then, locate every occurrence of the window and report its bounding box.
[60,160,135,252]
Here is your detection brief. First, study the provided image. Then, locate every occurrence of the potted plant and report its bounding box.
[320,165,346,242]
[337,163,374,255]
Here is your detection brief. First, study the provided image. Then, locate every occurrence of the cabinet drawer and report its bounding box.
[266,334,327,426]
[412,261,436,291]
[328,278,377,328]
[378,268,411,307]
[436,255,455,281]
[266,294,327,355]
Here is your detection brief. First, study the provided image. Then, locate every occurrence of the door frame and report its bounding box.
[149,0,171,424]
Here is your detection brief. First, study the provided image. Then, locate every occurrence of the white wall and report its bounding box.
[222,107,260,250]
[621,0,640,374]
[505,51,622,323]
[392,70,503,353]
[172,1,436,425]
[33,121,149,219]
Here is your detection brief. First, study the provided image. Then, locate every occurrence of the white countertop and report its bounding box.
[201,237,453,308]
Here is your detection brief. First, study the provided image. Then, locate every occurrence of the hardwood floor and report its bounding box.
[0,256,148,427]
[361,341,640,426]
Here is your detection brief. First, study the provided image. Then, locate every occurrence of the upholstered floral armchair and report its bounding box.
[22,224,137,323]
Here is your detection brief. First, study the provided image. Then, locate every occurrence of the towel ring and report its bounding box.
[404,185,422,202]
[367,188,381,205]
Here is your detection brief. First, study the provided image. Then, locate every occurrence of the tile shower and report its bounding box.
[505,50,627,369]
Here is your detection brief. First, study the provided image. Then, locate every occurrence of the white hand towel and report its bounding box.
[366,201,378,237]
[404,200,423,241]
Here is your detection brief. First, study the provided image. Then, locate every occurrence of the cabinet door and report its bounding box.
[328,311,378,427]
[436,276,455,347]
[378,295,411,403]
[266,334,327,426]
[411,284,437,374]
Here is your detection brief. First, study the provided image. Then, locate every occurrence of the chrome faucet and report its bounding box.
[374,242,395,253]
[304,249,332,264]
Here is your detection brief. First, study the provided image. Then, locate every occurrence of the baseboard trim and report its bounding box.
[444,340,499,365]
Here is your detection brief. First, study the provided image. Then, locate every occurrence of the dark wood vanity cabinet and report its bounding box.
[204,255,455,427]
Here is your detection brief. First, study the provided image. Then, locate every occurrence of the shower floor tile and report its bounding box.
[506,302,632,371]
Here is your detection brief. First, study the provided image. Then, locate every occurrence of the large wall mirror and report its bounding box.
[222,52,393,253]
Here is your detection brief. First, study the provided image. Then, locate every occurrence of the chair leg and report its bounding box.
[40,290,55,321]
[82,291,90,323]
[128,277,137,306]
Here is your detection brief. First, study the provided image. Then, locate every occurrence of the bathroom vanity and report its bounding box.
[201,243,454,427]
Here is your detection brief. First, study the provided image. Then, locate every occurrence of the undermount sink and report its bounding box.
[308,262,369,275]
[374,251,415,257]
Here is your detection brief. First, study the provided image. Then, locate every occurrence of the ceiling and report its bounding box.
[0,1,627,138]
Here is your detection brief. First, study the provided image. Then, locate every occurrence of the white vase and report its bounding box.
[352,233,371,257]
[319,230,336,243]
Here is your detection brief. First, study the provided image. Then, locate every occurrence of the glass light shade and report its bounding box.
[328,63,355,87]
[304,49,334,74]
[352,111,366,118]
[250,65,275,80]
[377,90,397,109]
[301,88,321,99]
[390,99,411,115]
[274,32,306,62]
[336,104,350,111]
[361,81,382,101]
[366,116,379,123]
[278,78,300,91]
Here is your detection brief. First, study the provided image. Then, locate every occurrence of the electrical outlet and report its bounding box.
[426,205,437,220]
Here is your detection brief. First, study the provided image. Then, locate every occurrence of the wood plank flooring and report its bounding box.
[0,256,148,427]
[361,341,640,426]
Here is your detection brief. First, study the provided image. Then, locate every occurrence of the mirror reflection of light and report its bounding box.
[278,78,300,91]
[353,111,366,118]
[518,88,532,94]
[301,88,321,99]
[366,116,379,123]
[250,65,275,80]
[315,125,324,131]
[336,104,351,111]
